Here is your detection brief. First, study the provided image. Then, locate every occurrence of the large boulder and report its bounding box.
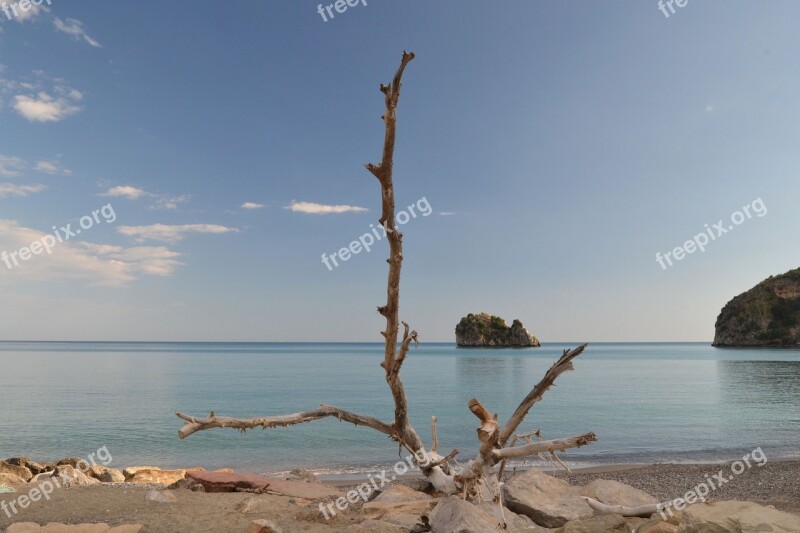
[0,472,28,486]
[0,461,33,481]
[6,458,50,476]
[678,501,800,532]
[50,465,100,487]
[503,469,593,528]
[123,466,192,485]
[362,498,439,523]
[428,497,549,533]
[85,464,125,483]
[578,479,658,507]
[556,514,627,532]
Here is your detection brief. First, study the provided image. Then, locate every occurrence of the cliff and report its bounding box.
[455,313,541,348]
[713,268,800,347]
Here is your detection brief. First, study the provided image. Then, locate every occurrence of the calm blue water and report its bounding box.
[0,342,798,476]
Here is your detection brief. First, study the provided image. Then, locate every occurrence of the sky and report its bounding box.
[0,0,798,342]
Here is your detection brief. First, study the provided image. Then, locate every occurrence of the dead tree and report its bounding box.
[176,51,596,512]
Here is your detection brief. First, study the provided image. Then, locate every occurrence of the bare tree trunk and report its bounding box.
[175,52,597,509]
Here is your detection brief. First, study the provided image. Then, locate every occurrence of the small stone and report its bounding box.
[244,519,283,533]
[145,489,177,503]
[236,496,259,513]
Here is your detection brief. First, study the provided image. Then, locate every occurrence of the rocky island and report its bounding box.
[714,267,800,347]
[455,313,541,347]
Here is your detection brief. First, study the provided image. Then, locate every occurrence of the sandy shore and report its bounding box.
[1,461,798,532]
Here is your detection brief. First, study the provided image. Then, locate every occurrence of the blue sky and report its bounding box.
[0,1,798,342]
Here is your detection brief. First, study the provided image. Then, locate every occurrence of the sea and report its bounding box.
[1,342,798,479]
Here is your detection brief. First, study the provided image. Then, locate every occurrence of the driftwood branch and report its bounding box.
[493,432,597,460]
[582,497,665,518]
[498,343,588,447]
[176,406,396,441]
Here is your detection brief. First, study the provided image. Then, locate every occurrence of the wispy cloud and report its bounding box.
[0,220,182,286]
[285,200,368,215]
[241,202,264,210]
[439,212,457,216]
[102,185,149,200]
[150,195,189,210]
[34,160,72,176]
[0,183,46,198]
[53,17,101,48]
[0,155,25,177]
[118,224,238,243]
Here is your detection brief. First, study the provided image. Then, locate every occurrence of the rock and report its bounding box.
[678,501,800,532]
[46,465,100,487]
[0,461,33,481]
[455,313,541,347]
[556,514,627,532]
[428,497,543,532]
[0,472,27,485]
[285,468,316,482]
[398,478,433,494]
[85,465,125,483]
[345,520,409,532]
[362,498,439,523]
[503,469,593,528]
[373,484,432,503]
[168,477,205,491]
[145,489,176,503]
[6,457,49,476]
[56,457,89,469]
[244,519,283,533]
[236,496,259,513]
[187,470,342,499]
[714,267,800,347]
[578,479,658,507]
[123,467,188,485]
[638,519,679,533]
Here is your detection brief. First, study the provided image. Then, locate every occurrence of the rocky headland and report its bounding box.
[714,267,800,347]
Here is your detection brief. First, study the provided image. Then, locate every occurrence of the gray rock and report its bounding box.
[578,479,658,507]
[678,501,800,532]
[556,514,627,532]
[144,489,177,503]
[503,469,593,528]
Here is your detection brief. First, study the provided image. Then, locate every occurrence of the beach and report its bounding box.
[2,460,798,532]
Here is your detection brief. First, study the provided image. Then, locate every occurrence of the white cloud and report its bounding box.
[34,160,72,176]
[53,17,101,48]
[439,212,456,216]
[118,224,238,243]
[0,183,46,198]
[0,220,182,287]
[4,2,50,22]
[14,90,81,122]
[102,185,149,200]
[0,155,25,177]
[241,202,264,210]
[285,200,368,215]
